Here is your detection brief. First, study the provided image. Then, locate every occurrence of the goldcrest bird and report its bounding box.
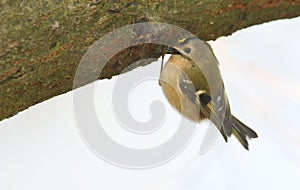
[159,37,258,150]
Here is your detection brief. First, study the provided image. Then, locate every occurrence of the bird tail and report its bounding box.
[231,115,258,150]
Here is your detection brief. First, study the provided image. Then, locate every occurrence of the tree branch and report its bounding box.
[0,0,299,120]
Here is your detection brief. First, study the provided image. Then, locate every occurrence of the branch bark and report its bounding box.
[0,0,299,121]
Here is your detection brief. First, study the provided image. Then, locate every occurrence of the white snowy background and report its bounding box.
[0,17,300,190]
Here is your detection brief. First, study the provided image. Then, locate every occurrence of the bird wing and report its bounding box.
[178,73,198,103]
[178,74,233,140]
[209,84,233,137]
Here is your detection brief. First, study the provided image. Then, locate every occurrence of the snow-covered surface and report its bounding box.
[1,17,300,189]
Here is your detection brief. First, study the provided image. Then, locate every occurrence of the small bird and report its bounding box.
[159,37,258,150]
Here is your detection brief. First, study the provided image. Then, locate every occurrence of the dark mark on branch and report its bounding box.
[0,66,34,86]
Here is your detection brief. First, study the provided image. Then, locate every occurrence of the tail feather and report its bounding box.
[232,128,249,150]
[232,115,258,139]
[231,115,258,150]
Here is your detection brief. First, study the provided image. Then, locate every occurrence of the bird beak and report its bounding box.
[165,47,181,55]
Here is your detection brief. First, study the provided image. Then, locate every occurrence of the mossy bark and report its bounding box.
[0,0,300,121]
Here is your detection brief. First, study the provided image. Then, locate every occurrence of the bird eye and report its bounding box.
[184,47,191,54]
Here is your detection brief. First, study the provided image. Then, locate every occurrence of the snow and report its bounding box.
[0,17,300,190]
